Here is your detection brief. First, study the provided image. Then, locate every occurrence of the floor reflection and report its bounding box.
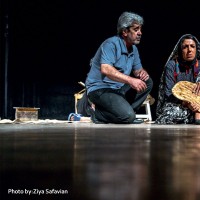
[1,124,200,200]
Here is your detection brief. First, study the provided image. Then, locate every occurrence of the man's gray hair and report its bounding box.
[117,11,144,35]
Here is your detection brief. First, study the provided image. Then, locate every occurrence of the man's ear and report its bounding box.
[122,29,128,37]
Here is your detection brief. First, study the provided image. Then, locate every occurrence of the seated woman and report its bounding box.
[155,34,200,124]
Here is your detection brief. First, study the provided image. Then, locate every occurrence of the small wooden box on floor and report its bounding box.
[13,107,40,121]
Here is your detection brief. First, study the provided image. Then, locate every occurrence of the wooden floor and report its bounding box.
[1,122,200,200]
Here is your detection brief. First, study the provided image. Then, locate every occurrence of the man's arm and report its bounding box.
[101,64,147,92]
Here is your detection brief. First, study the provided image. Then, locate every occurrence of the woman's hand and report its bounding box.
[183,101,200,112]
[193,82,200,95]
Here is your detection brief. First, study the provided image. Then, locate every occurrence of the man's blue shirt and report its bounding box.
[85,35,142,94]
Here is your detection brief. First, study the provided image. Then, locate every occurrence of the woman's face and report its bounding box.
[181,39,196,61]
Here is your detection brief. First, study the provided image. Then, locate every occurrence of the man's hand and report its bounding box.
[133,68,149,81]
[128,77,147,92]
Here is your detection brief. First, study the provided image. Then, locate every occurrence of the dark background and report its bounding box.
[0,0,199,120]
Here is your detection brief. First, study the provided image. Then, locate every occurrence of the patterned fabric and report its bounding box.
[155,34,200,124]
[155,102,192,124]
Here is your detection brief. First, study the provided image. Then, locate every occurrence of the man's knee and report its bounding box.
[120,110,135,123]
[146,77,153,91]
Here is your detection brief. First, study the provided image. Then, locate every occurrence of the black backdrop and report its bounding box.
[0,0,199,120]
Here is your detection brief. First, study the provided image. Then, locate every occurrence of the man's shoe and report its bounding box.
[88,106,107,124]
[132,119,144,124]
[195,119,200,125]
